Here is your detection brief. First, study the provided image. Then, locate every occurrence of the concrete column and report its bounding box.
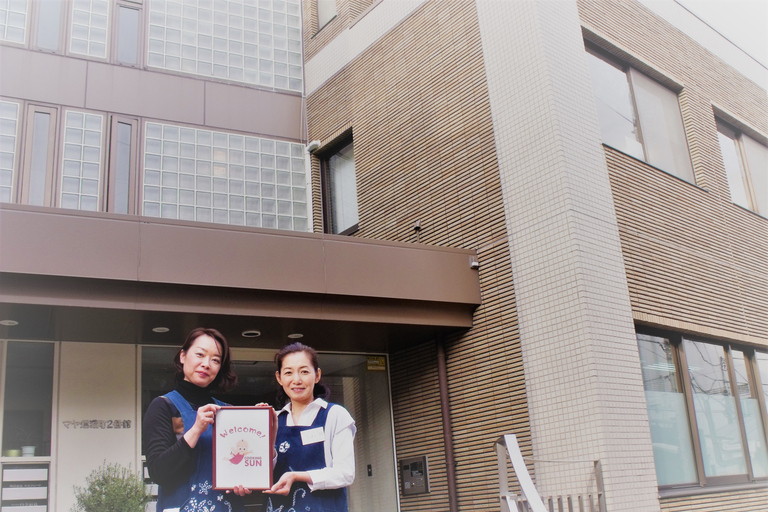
[475,1,660,510]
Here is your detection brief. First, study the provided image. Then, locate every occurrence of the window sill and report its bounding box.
[659,481,768,499]
[601,143,706,193]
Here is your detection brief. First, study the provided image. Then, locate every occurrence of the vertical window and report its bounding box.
[70,0,110,58]
[1,341,55,458]
[0,100,20,203]
[324,140,358,235]
[317,0,335,29]
[143,122,308,231]
[35,0,63,51]
[107,117,138,214]
[637,330,768,488]
[586,47,694,183]
[146,0,303,91]
[21,105,58,207]
[0,0,27,43]
[637,334,698,486]
[61,111,104,211]
[717,121,767,216]
[115,4,140,65]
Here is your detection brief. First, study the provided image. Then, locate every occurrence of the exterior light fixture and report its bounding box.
[0,320,18,326]
[242,330,261,338]
[152,327,170,333]
[287,333,304,339]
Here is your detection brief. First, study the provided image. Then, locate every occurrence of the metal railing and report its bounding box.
[496,434,606,512]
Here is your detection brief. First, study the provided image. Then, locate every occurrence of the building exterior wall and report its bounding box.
[305,1,529,510]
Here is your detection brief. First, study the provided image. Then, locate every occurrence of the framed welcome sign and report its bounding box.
[213,406,274,490]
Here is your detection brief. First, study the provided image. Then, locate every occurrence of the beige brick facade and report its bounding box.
[304,0,768,510]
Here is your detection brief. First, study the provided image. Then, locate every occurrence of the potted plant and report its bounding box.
[71,462,151,512]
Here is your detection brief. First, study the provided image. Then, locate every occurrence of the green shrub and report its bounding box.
[71,461,151,512]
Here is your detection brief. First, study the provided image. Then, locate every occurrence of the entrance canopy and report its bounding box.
[0,204,481,352]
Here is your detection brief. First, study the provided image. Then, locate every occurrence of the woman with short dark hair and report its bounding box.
[143,327,250,512]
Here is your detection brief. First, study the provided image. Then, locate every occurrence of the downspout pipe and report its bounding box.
[436,337,459,512]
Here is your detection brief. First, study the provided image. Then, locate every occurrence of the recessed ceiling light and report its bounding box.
[242,330,261,338]
[152,327,170,333]
[0,320,18,326]
[287,333,303,339]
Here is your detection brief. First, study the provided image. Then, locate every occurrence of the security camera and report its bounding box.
[307,140,321,152]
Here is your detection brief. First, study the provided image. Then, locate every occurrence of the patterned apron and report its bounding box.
[267,404,347,512]
[156,390,242,512]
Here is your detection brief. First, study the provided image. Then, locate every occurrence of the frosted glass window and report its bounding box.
[327,141,358,234]
[70,0,110,58]
[0,101,20,203]
[586,49,693,183]
[28,112,51,206]
[61,111,103,211]
[116,5,140,65]
[631,69,694,183]
[732,350,768,478]
[742,135,768,216]
[718,125,750,209]
[36,0,63,51]
[0,0,28,43]
[147,0,302,91]
[143,121,308,231]
[683,339,747,478]
[758,352,768,408]
[113,122,132,214]
[637,334,697,486]
[317,0,335,28]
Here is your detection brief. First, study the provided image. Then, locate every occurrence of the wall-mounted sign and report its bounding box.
[367,356,386,371]
[62,420,132,429]
[399,455,429,495]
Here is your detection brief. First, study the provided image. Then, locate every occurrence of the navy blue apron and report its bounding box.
[156,390,242,512]
[267,403,347,512]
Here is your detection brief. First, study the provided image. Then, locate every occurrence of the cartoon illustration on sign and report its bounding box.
[227,439,253,465]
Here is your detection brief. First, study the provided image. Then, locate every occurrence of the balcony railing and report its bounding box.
[496,434,606,512]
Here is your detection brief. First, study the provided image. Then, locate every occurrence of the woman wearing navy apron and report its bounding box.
[264,342,356,512]
[143,327,253,512]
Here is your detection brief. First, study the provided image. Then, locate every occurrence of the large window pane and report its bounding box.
[36,0,62,51]
[28,112,52,206]
[742,135,767,215]
[113,121,133,213]
[317,0,335,28]
[586,52,644,161]
[630,70,694,183]
[2,342,54,457]
[70,0,110,58]
[116,6,140,65]
[732,350,768,478]
[0,0,27,43]
[327,141,358,234]
[637,334,697,486]
[683,339,747,478]
[717,125,750,209]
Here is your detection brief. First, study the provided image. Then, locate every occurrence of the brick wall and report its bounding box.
[305,1,530,510]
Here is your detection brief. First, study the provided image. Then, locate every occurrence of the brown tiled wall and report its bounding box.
[305,1,529,510]
[303,0,377,61]
[577,0,768,347]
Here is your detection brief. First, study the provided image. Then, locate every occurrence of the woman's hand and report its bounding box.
[183,404,220,448]
[263,471,311,496]
[227,485,252,497]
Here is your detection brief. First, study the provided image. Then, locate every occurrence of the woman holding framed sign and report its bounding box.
[143,327,253,512]
[264,342,357,512]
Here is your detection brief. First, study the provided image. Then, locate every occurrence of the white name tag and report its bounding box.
[301,427,325,445]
